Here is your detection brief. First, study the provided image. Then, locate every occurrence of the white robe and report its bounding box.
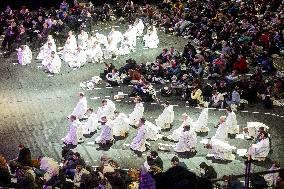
[62,42,76,63]
[129,102,144,125]
[143,28,159,48]
[77,32,89,50]
[82,112,99,134]
[17,46,32,65]
[211,122,228,142]
[95,122,113,144]
[155,105,174,129]
[248,138,270,160]
[71,97,88,119]
[64,120,78,145]
[108,30,123,54]
[210,139,236,160]
[130,124,147,152]
[226,112,239,134]
[69,50,87,68]
[135,19,144,36]
[118,37,131,55]
[37,38,56,60]
[145,121,161,141]
[43,54,61,74]
[95,33,108,46]
[87,44,104,63]
[193,108,209,132]
[97,99,116,120]
[124,27,137,51]
[175,130,197,152]
[110,113,130,137]
[168,117,194,142]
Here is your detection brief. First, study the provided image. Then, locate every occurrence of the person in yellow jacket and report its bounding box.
[190,86,203,106]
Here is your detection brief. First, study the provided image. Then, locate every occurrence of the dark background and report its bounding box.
[0,0,162,10]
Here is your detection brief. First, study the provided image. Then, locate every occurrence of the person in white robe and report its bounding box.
[70,92,88,119]
[107,27,123,57]
[134,18,144,36]
[211,116,228,142]
[145,120,161,141]
[175,125,197,153]
[168,113,194,142]
[95,116,113,144]
[130,118,147,152]
[81,108,99,135]
[17,45,32,65]
[42,51,61,74]
[207,116,236,160]
[193,103,209,133]
[110,110,130,137]
[124,25,137,52]
[87,42,104,63]
[97,99,116,120]
[226,107,239,135]
[128,97,144,126]
[77,29,89,50]
[243,122,269,139]
[37,35,56,60]
[247,132,270,161]
[69,47,87,69]
[143,25,159,48]
[95,32,108,46]
[118,36,131,55]
[62,31,77,63]
[155,101,174,129]
[63,115,79,145]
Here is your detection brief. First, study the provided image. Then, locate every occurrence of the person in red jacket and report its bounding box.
[233,54,248,73]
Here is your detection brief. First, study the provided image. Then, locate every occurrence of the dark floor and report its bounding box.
[0,22,284,180]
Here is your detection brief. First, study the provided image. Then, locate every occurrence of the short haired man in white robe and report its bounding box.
[69,47,87,69]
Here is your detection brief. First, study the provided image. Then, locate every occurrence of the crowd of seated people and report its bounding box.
[0,145,218,189]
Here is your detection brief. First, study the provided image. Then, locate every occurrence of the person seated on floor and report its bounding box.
[106,69,120,87]
[144,151,164,173]
[170,156,188,170]
[233,54,248,73]
[17,45,32,65]
[42,51,61,74]
[247,131,270,161]
[210,90,224,108]
[69,47,87,69]
[199,162,217,180]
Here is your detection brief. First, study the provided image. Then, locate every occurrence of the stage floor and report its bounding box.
[0,22,284,179]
